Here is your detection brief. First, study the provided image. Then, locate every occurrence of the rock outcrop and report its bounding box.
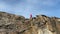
[0,12,60,34]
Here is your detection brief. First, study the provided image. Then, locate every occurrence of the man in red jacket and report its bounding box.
[30,14,32,18]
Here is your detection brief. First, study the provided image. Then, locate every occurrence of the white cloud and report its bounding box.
[0,0,60,18]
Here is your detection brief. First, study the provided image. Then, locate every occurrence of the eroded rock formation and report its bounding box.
[0,12,60,34]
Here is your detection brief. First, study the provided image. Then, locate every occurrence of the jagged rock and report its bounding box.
[0,12,60,34]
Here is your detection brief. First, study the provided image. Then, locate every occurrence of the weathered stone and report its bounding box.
[0,12,60,34]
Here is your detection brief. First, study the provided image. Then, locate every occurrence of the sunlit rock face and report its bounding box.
[31,15,60,34]
[0,12,60,34]
[0,12,26,34]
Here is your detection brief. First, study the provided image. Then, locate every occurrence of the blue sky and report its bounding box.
[0,0,60,18]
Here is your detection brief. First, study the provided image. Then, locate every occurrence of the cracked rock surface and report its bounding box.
[0,12,60,34]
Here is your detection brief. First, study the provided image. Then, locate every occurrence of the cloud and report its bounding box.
[0,0,60,18]
[2,0,21,5]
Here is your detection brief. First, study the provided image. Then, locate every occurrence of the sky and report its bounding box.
[0,0,60,18]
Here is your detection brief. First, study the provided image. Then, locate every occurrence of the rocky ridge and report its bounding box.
[0,12,60,34]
